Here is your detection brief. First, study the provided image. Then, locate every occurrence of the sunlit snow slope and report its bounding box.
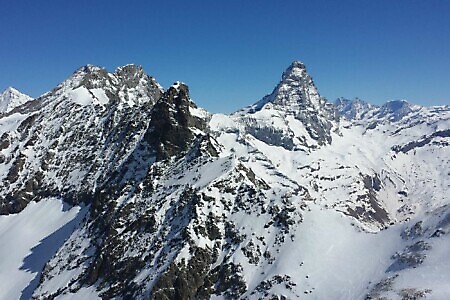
[0,198,86,300]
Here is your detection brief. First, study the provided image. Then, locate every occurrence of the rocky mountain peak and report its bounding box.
[164,82,191,104]
[377,100,420,122]
[252,61,324,113]
[0,86,33,113]
[334,97,377,120]
[144,81,206,160]
[65,64,152,92]
[3,86,20,95]
[168,81,188,92]
[41,64,163,109]
[281,60,307,81]
[163,82,191,114]
[0,63,166,214]
[334,98,425,123]
[114,64,144,80]
[242,61,338,148]
[380,99,413,112]
[46,64,107,96]
[71,64,106,83]
[113,64,162,92]
[76,64,103,74]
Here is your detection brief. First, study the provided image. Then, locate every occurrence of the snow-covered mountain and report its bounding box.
[239,61,338,149]
[0,62,449,300]
[0,87,33,114]
[334,97,377,120]
[0,64,163,214]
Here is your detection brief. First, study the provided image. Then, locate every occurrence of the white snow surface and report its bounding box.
[69,86,95,106]
[189,105,209,119]
[56,286,100,300]
[90,88,110,105]
[240,206,401,299]
[0,112,31,135]
[0,199,87,300]
[0,87,33,113]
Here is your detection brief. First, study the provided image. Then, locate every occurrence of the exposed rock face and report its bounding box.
[0,62,449,299]
[377,100,418,122]
[144,82,207,161]
[254,61,326,111]
[237,61,338,149]
[0,64,162,214]
[334,97,377,120]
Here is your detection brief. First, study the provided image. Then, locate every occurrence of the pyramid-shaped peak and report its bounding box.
[289,60,306,69]
[1,86,32,100]
[3,86,20,94]
[0,86,33,113]
[282,60,308,81]
[246,60,322,113]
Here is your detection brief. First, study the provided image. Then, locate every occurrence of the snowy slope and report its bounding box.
[0,87,33,114]
[0,62,448,299]
[0,198,86,300]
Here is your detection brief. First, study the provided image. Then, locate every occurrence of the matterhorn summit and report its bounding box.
[252,60,326,112]
[0,87,33,113]
[237,61,338,148]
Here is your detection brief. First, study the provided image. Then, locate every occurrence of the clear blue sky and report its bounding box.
[1,0,449,113]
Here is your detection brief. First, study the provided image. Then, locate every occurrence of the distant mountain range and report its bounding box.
[0,61,449,299]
